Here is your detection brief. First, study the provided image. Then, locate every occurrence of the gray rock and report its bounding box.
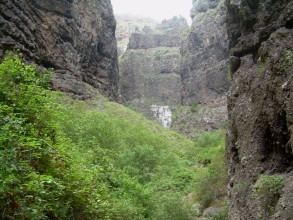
[127,16,188,50]
[203,207,221,217]
[119,17,186,122]
[0,0,119,100]
[181,0,229,106]
[191,203,202,217]
[226,0,293,219]
[174,0,229,135]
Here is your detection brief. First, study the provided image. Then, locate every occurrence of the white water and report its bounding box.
[151,105,172,128]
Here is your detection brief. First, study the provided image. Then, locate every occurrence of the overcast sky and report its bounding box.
[111,0,192,24]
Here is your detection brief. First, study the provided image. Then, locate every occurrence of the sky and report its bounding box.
[111,0,192,24]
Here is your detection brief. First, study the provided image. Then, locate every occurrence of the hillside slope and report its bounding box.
[0,55,227,219]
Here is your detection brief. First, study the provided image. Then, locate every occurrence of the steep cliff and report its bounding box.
[0,0,118,99]
[115,14,159,55]
[172,0,230,137]
[181,0,229,105]
[127,16,187,50]
[226,0,293,219]
[119,17,188,127]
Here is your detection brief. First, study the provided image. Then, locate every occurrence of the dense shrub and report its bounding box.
[0,55,228,219]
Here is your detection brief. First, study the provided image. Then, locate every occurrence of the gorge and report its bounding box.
[0,0,293,219]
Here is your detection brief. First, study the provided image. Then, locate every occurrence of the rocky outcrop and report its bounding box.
[0,0,118,99]
[127,16,188,50]
[171,102,228,139]
[115,14,159,55]
[180,0,229,105]
[172,0,230,135]
[119,17,187,125]
[226,0,293,219]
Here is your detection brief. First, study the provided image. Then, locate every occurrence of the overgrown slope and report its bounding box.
[0,55,227,219]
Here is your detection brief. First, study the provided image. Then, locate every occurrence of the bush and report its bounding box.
[190,102,200,113]
[252,175,284,212]
[211,204,229,220]
[192,131,228,209]
[0,54,68,219]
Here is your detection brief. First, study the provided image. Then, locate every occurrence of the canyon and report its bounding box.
[0,0,293,219]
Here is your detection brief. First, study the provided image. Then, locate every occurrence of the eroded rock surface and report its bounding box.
[119,17,187,124]
[181,0,229,105]
[226,0,293,219]
[115,14,159,55]
[127,16,188,50]
[151,105,172,128]
[0,0,118,99]
[172,0,230,136]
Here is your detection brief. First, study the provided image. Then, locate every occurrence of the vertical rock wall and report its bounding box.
[115,14,159,56]
[226,0,293,219]
[118,17,188,124]
[0,0,118,99]
[173,0,230,136]
[180,0,230,106]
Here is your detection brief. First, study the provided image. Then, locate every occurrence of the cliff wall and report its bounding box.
[0,0,118,99]
[226,0,293,219]
[115,14,159,55]
[180,0,230,106]
[118,17,187,127]
[172,0,230,137]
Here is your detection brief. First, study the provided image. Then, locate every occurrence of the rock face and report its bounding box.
[127,16,188,50]
[181,0,230,106]
[226,0,293,219]
[119,17,188,124]
[115,14,159,55]
[0,0,119,99]
[172,0,230,136]
[171,103,228,139]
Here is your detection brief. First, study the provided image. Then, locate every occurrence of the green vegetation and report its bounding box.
[278,49,293,73]
[257,60,268,76]
[191,0,225,24]
[226,70,231,81]
[191,131,227,209]
[190,102,200,113]
[154,54,161,60]
[252,175,284,211]
[210,204,229,220]
[181,26,191,39]
[233,181,250,191]
[252,175,284,198]
[0,54,228,219]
